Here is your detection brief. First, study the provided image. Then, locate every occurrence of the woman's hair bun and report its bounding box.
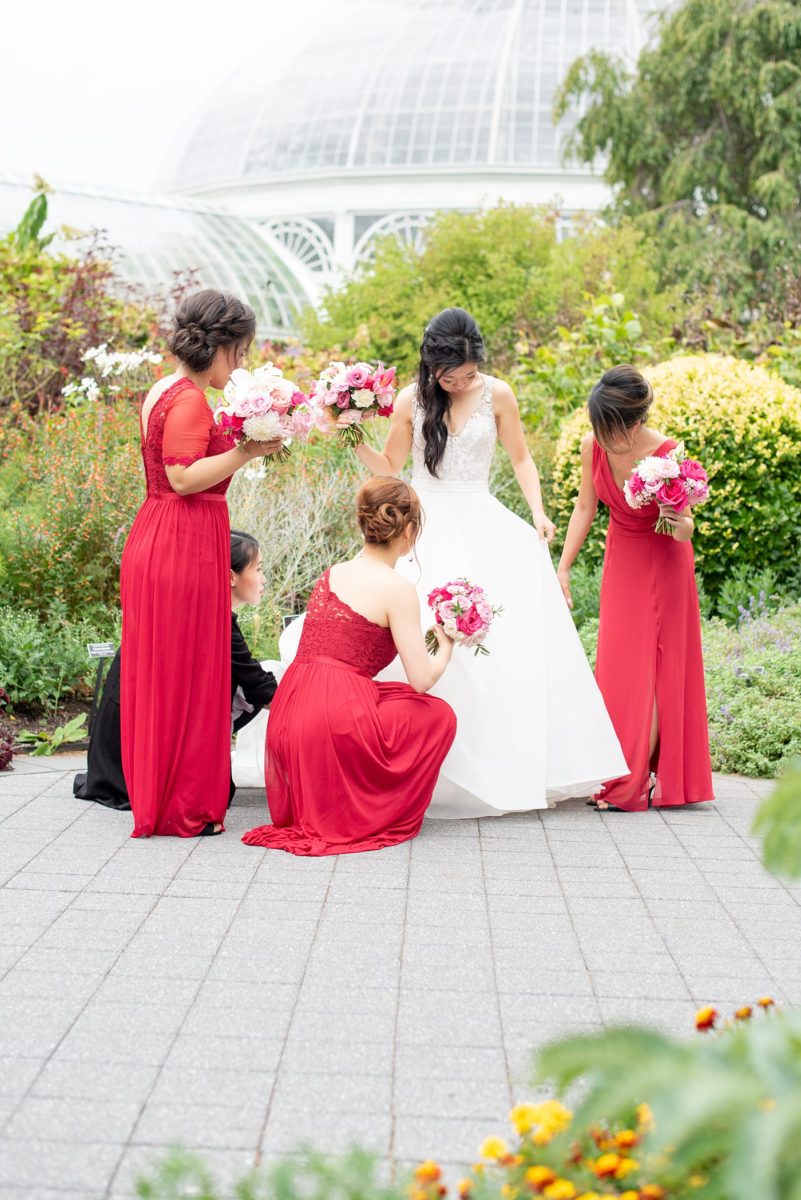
[168,289,256,373]
[356,477,422,545]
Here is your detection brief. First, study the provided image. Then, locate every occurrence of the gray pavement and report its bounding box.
[0,757,797,1199]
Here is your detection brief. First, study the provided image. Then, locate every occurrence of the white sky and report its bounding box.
[2,0,326,194]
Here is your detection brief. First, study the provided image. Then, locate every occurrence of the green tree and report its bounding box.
[556,0,801,323]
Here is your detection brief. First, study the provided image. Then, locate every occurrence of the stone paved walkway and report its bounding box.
[0,758,797,1200]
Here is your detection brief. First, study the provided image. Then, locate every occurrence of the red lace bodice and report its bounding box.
[140,376,232,497]
[296,570,398,678]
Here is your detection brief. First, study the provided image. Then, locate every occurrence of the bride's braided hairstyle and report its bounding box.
[417,307,486,477]
[356,477,422,545]
[168,290,256,373]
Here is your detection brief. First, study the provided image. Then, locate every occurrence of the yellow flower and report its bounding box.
[532,1127,555,1146]
[635,1103,654,1131]
[525,1165,557,1191]
[695,1005,718,1031]
[758,996,776,1009]
[542,1181,577,1200]
[640,1187,666,1199]
[510,1103,540,1134]
[615,1157,639,1179]
[614,1129,640,1151]
[472,1164,485,1177]
[480,1136,509,1161]
[576,1194,602,1200]
[593,1153,621,1178]
[689,1175,708,1188]
[734,1005,753,1021]
[532,1101,573,1132]
[620,1192,640,1200]
[501,1187,519,1200]
[409,1190,429,1200]
[414,1162,442,1183]
[457,1181,473,1200]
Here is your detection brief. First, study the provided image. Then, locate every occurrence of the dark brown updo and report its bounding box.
[168,289,256,373]
[587,364,653,451]
[356,477,422,546]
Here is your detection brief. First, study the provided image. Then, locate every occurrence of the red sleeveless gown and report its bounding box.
[120,377,232,837]
[242,569,457,855]
[592,438,714,812]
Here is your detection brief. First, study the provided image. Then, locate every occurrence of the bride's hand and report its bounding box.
[557,566,573,609]
[533,509,556,544]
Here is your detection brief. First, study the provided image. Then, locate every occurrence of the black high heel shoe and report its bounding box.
[198,822,224,837]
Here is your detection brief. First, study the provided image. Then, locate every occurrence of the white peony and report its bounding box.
[242,411,285,442]
[636,455,680,484]
[352,388,374,408]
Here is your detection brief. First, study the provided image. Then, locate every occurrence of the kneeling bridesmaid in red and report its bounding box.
[120,290,283,837]
[556,365,714,813]
[243,477,457,855]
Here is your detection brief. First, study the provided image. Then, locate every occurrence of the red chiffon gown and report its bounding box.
[120,377,232,837]
[592,438,714,812]
[242,569,457,856]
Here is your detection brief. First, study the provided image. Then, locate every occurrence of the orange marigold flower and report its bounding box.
[640,1187,666,1199]
[614,1157,639,1179]
[457,1180,473,1199]
[480,1137,509,1160]
[525,1165,557,1192]
[415,1162,442,1183]
[593,1153,621,1178]
[734,1005,753,1021]
[758,996,776,1009]
[615,1129,640,1151]
[695,1005,718,1031]
[510,1104,540,1134]
[575,1194,602,1200]
[542,1181,577,1200]
[619,1192,640,1200]
[409,1189,429,1200]
[501,1186,519,1200]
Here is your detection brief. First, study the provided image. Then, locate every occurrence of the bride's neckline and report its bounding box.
[445,373,491,438]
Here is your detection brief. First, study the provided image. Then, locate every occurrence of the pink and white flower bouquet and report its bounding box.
[623,443,710,535]
[425,578,502,656]
[310,360,397,447]
[215,365,314,464]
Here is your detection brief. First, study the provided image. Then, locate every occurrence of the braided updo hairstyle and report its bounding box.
[587,364,654,452]
[417,307,486,477]
[168,290,256,373]
[356,477,422,546]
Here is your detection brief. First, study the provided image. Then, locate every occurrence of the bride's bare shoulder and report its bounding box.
[394,385,416,414]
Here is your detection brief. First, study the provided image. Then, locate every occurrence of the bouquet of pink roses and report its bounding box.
[425,578,501,656]
[310,360,397,447]
[624,443,710,535]
[215,365,315,464]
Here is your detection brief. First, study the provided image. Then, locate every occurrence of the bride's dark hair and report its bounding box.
[417,308,486,477]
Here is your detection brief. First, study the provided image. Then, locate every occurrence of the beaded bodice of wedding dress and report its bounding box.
[411,374,496,486]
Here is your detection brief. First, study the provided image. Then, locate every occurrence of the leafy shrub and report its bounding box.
[0,604,119,709]
[704,603,801,779]
[551,355,801,603]
[754,761,801,881]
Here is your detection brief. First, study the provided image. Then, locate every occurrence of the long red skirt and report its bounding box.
[595,525,714,811]
[242,657,456,856]
[120,494,231,837]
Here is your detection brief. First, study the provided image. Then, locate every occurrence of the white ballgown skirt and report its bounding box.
[232,477,628,819]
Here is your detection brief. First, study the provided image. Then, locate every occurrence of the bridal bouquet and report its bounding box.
[310,360,397,447]
[624,443,710,535]
[426,578,501,656]
[215,365,314,464]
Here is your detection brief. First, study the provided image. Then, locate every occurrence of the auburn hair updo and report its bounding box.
[356,477,422,546]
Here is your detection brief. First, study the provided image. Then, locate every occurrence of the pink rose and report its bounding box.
[427,586,452,608]
[656,477,689,509]
[335,391,351,409]
[346,363,372,389]
[680,458,708,484]
[377,404,394,418]
[687,480,710,505]
[290,390,307,409]
[291,407,314,436]
[627,471,646,497]
[269,390,292,416]
[456,606,485,637]
[218,410,244,434]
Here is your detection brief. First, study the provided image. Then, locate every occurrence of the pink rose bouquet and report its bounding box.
[425,578,502,656]
[623,443,709,535]
[310,360,397,448]
[215,365,314,464]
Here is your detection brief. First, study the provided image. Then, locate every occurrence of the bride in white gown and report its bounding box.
[233,307,627,816]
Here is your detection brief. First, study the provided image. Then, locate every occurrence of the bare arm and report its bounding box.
[494,380,555,543]
[165,438,284,496]
[388,581,453,693]
[556,433,599,608]
[354,388,414,476]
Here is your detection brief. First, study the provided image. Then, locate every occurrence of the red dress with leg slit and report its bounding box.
[120,377,232,837]
[591,438,714,812]
[242,569,457,855]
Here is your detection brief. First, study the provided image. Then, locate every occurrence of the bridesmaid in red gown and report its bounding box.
[557,365,713,812]
[243,477,457,855]
[121,290,282,837]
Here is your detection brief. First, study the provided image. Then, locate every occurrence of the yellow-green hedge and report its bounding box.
[551,354,801,598]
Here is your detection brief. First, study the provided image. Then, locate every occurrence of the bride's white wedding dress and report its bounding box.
[232,374,628,816]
